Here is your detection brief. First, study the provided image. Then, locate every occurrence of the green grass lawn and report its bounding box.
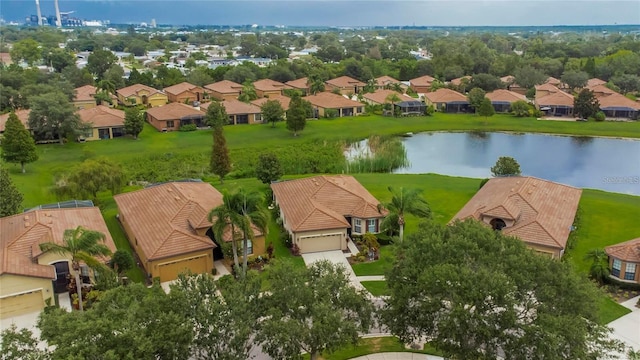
[302,336,443,360]
[361,281,389,297]
[598,296,632,325]
[352,246,395,276]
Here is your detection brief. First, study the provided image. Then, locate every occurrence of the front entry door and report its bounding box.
[53,261,70,293]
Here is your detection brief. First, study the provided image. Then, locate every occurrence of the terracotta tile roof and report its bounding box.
[452,176,582,250]
[598,92,640,110]
[374,75,400,87]
[253,79,291,92]
[536,90,574,107]
[303,92,363,109]
[486,89,528,103]
[204,80,243,94]
[116,84,164,98]
[163,82,202,96]
[588,84,618,98]
[271,175,387,232]
[77,105,125,128]
[501,75,516,84]
[535,83,561,93]
[545,77,562,86]
[74,85,98,102]
[0,207,117,279]
[251,95,291,111]
[0,109,31,132]
[114,182,223,261]
[363,89,414,105]
[201,99,262,115]
[0,52,12,64]
[146,102,204,121]
[605,238,640,263]
[285,77,309,90]
[326,76,366,88]
[409,75,436,87]
[450,76,472,86]
[423,88,468,103]
[587,78,606,88]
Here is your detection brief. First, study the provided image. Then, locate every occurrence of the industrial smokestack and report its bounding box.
[54,0,62,27]
[35,0,43,26]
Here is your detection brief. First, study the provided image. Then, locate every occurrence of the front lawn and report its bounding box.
[302,336,443,360]
[598,296,632,325]
[361,281,389,297]
[352,246,395,276]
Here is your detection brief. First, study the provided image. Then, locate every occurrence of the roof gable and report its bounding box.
[424,88,468,103]
[164,82,202,96]
[77,105,125,128]
[204,80,243,94]
[117,84,164,98]
[409,75,436,87]
[363,89,414,104]
[326,76,366,88]
[146,102,204,121]
[303,92,363,109]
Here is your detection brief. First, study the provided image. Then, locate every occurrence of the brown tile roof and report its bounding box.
[204,80,243,94]
[0,53,12,65]
[114,182,222,261]
[423,88,468,103]
[0,109,31,132]
[303,92,363,109]
[77,105,125,128]
[251,95,291,111]
[598,92,640,111]
[200,99,261,115]
[409,75,436,87]
[501,75,516,83]
[535,83,561,94]
[545,76,563,86]
[285,77,309,90]
[74,85,98,102]
[587,78,606,88]
[536,90,574,107]
[163,82,202,96]
[588,84,618,98]
[363,89,414,105]
[146,102,204,121]
[450,76,472,86]
[452,176,582,250]
[271,175,386,232]
[253,79,291,92]
[486,89,528,103]
[117,84,164,98]
[326,76,366,88]
[0,207,117,279]
[605,238,640,263]
[374,75,400,87]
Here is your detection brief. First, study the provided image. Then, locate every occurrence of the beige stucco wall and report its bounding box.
[257,89,282,98]
[211,91,240,101]
[148,250,214,280]
[74,100,96,110]
[525,243,562,259]
[0,274,54,303]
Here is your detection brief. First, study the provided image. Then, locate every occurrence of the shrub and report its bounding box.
[179,124,197,131]
[324,108,339,119]
[425,104,435,116]
[594,111,606,122]
[510,100,531,117]
[291,244,300,256]
[362,232,380,250]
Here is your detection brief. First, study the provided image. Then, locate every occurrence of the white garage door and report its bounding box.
[0,290,44,319]
[299,234,342,253]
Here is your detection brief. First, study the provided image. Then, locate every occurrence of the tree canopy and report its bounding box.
[53,157,126,203]
[0,168,24,217]
[27,91,81,144]
[382,219,622,360]
[286,94,308,136]
[574,89,601,120]
[124,107,144,140]
[260,99,285,127]
[255,152,283,184]
[491,156,522,177]
[1,112,38,173]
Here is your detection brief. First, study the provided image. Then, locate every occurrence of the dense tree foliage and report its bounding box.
[286,94,308,136]
[574,89,601,119]
[255,152,283,184]
[53,158,126,202]
[491,156,522,177]
[0,168,24,217]
[87,49,118,80]
[1,112,38,173]
[477,97,496,118]
[124,108,145,139]
[260,99,285,127]
[382,220,623,360]
[27,91,81,144]
[378,186,431,242]
[208,102,231,183]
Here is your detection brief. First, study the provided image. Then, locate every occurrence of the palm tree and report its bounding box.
[385,93,402,117]
[378,187,431,243]
[584,248,610,284]
[209,192,244,273]
[308,74,325,95]
[39,226,112,311]
[234,189,269,276]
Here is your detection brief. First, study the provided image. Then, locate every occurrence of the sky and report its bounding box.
[1,0,639,27]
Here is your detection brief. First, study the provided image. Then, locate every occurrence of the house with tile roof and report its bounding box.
[486,89,529,112]
[449,76,472,87]
[362,89,425,116]
[423,88,471,113]
[586,78,606,88]
[325,76,366,95]
[605,238,640,284]
[501,75,528,95]
[116,84,168,108]
[0,109,31,134]
[77,105,126,140]
[271,175,387,254]
[303,92,364,118]
[204,80,243,101]
[535,89,575,117]
[251,95,291,111]
[253,79,292,98]
[362,89,414,106]
[201,99,262,124]
[0,207,116,319]
[73,85,100,110]
[285,77,310,95]
[374,75,402,90]
[452,176,582,259]
[163,82,206,104]
[409,75,436,93]
[146,102,206,131]
[114,182,265,282]
[588,84,640,120]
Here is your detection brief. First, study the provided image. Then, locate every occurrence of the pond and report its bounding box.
[394,132,640,195]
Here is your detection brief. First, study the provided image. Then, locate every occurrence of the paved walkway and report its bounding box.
[357,275,386,281]
[608,295,640,352]
[350,352,444,360]
[301,250,365,291]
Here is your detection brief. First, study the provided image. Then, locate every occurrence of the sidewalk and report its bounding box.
[608,295,640,352]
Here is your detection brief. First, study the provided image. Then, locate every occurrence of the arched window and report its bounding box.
[490,218,507,231]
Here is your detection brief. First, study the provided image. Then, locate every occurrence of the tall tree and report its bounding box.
[258,260,374,360]
[378,187,431,243]
[477,97,496,119]
[584,248,610,285]
[1,324,49,360]
[491,156,522,177]
[385,92,402,117]
[0,167,24,217]
[103,64,126,90]
[574,89,600,120]
[170,272,263,360]
[27,91,81,144]
[308,73,325,95]
[255,152,283,184]
[205,101,228,128]
[124,107,144,140]
[209,191,243,271]
[233,189,269,276]
[10,39,41,66]
[237,81,258,103]
[86,49,117,80]
[186,67,214,87]
[513,65,547,89]
[210,125,231,184]
[43,48,76,73]
[1,112,38,173]
[39,226,112,312]
[53,158,126,203]
[467,88,486,112]
[260,99,285,127]
[561,70,589,90]
[286,93,308,137]
[382,219,622,360]
[470,73,504,92]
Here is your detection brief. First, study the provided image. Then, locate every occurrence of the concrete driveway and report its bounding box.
[301,250,364,291]
[609,295,640,352]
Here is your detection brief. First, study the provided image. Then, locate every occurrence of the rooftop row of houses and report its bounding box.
[3,174,638,320]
